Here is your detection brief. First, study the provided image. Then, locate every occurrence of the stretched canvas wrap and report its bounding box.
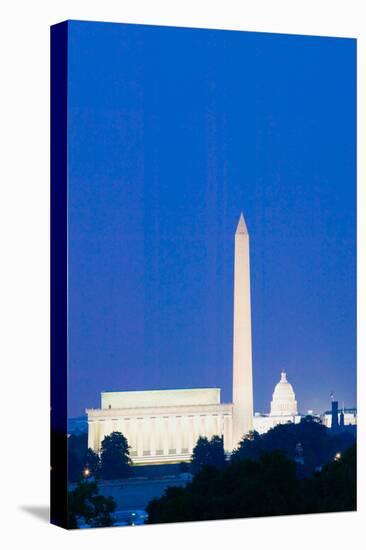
[51,20,357,529]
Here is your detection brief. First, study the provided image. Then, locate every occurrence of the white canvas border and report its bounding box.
[0,1,363,549]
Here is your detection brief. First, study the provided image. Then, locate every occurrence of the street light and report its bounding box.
[334,452,341,461]
[83,467,91,477]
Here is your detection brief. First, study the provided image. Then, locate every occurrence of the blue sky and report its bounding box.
[67,21,356,418]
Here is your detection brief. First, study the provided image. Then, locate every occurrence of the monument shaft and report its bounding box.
[232,213,253,447]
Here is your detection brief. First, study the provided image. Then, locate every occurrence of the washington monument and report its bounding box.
[232,213,254,444]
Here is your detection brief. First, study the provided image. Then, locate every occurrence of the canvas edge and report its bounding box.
[50,20,69,530]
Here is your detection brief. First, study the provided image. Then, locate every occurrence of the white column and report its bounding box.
[193,415,201,448]
[141,417,147,456]
[202,415,207,439]
[224,414,233,453]
[232,213,254,447]
[176,417,182,455]
[150,418,156,456]
[106,420,113,439]
[99,420,106,447]
[88,421,95,450]
[137,418,143,457]
[155,416,163,454]
[130,418,137,455]
[181,416,189,453]
[163,417,169,456]
[121,419,130,451]
[216,415,222,437]
[95,422,101,453]
[168,416,176,454]
[188,416,194,454]
[207,415,214,439]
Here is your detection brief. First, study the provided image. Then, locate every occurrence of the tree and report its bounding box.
[231,418,355,475]
[68,433,101,481]
[146,445,356,524]
[68,433,88,482]
[231,430,262,461]
[302,443,356,513]
[68,479,116,528]
[191,435,226,473]
[147,450,300,524]
[84,448,100,478]
[100,431,131,480]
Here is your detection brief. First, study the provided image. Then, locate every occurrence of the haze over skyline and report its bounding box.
[67,21,356,418]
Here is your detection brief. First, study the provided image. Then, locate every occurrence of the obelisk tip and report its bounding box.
[236,212,248,235]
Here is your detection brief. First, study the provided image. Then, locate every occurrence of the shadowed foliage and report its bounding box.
[232,417,355,475]
[301,444,356,514]
[68,433,100,481]
[146,444,356,524]
[84,448,100,478]
[191,435,227,473]
[68,480,116,528]
[68,433,88,482]
[100,431,132,480]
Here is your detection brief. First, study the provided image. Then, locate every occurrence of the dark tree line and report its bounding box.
[146,418,356,524]
[301,444,357,513]
[232,417,355,475]
[67,418,356,526]
[147,444,356,524]
[187,416,355,478]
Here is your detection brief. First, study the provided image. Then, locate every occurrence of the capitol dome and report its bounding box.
[270,371,298,417]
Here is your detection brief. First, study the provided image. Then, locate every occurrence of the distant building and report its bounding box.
[331,399,339,431]
[253,371,302,434]
[321,406,357,429]
[87,388,235,463]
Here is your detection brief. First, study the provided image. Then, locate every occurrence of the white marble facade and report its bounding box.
[87,389,233,463]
